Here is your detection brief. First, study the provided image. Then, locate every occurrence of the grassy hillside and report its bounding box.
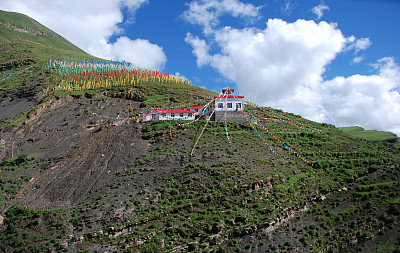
[0,10,96,96]
[0,10,85,53]
[1,106,399,252]
[339,126,399,150]
[0,10,213,130]
[1,10,400,253]
[339,126,398,142]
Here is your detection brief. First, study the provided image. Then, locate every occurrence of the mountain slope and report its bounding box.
[0,10,85,54]
[0,10,98,129]
[0,10,213,129]
[339,126,399,149]
[0,11,399,253]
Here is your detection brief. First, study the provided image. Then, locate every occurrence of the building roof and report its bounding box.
[215,95,244,98]
[184,106,204,109]
[149,110,194,114]
[222,88,235,91]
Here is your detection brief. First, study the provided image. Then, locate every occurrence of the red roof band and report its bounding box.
[150,110,195,114]
[215,95,244,98]
[184,106,204,109]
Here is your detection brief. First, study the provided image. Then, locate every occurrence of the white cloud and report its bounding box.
[184,33,211,66]
[184,0,400,135]
[281,0,296,16]
[174,72,188,80]
[352,55,365,64]
[312,3,329,20]
[96,36,166,70]
[182,0,260,34]
[0,0,166,70]
[346,37,371,64]
[186,18,347,102]
[122,0,148,12]
[320,57,400,134]
[354,37,372,54]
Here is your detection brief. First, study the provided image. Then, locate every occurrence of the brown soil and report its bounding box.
[15,122,149,209]
[1,94,145,212]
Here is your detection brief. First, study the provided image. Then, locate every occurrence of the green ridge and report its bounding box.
[339,126,398,142]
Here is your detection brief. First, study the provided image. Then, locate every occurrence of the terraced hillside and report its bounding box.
[0,10,399,253]
[339,126,399,149]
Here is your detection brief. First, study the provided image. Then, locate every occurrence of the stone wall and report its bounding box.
[213,111,246,123]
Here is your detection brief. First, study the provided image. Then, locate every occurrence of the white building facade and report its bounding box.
[184,106,208,115]
[146,110,195,121]
[214,88,244,112]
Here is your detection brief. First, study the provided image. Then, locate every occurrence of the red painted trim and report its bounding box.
[215,95,244,98]
[184,106,203,109]
[149,110,195,114]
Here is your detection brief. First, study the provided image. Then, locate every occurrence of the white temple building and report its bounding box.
[214,88,244,112]
[140,88,248,123]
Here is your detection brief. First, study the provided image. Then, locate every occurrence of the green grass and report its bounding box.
[274,171,312,191]
[0,10,85,53]
[0,154,35,206]
[339,126,398,142]
[1,10,98,97]
[0,204,68,252]
[138,81,215,108]
[2,108,399,252]
[88,117,399,251]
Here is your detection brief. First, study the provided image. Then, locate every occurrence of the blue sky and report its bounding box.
[110,0,400,90]
[186,0,396,88]
[1,0,400,135]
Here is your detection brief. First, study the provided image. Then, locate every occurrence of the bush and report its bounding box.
[0,154,33,167]
[230,239,239,246]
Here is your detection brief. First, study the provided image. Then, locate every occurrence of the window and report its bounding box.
[189,113,193,117]
[195,109,198,112]
[236,103,242,109]
[227,103,232,108]
[162,113,166,117]
[218,103,223,108]
[180,113,184,117]
[171,113,175,117]
[151,114,156,119]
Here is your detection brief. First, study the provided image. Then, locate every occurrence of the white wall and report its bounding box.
[146,112,195,121]
[160,113,195,120]
[215,98,244,111]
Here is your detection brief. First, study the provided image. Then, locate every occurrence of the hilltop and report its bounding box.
[339,126,399,148]
[1,10,400,253]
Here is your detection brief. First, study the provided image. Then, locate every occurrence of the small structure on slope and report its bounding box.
[141,87,248,123]
[212,88,247,123]
[146,109,195,121]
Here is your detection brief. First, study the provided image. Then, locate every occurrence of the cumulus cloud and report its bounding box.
[184,0,400,135]
[186,19,347,102]
[95,36,166,70]
[312,3,329,20]
[320,57,400,134]
[184,33,211,66]
[182,0,260,34]
[0,0,167,70]
[122,0,148,12]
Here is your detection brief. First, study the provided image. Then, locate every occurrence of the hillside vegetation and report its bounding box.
[1,10,399,253]
[339,126,399,146]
